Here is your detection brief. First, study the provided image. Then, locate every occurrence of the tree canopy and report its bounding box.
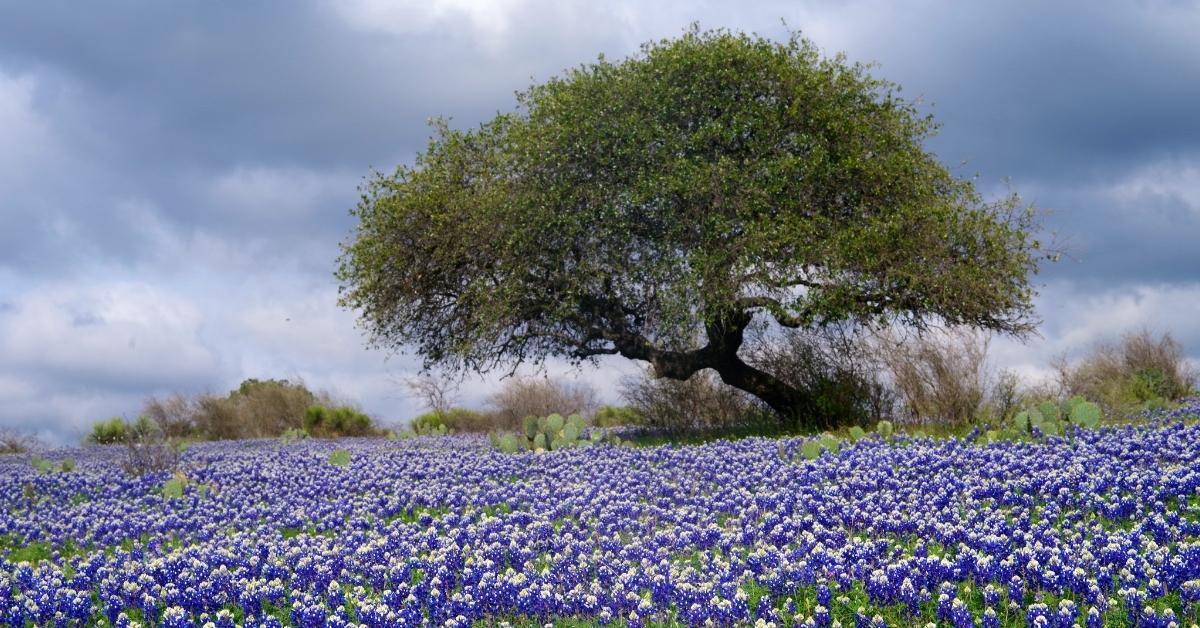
[337,28,1044,427]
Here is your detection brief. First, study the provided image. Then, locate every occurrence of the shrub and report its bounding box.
[141,393,197,439]
[620,368,768,434]
[747,325,895,430]
[1056,330,1197,414]
[435,408,501,433]
[86,417,130,445]
[409,411,447,434]
[280,427,309,444]
[146,378,336,441]
[0,428,38,454]
[875,328,990,427]
[592,405,642,428]
[121,420,180,476]
[487,377,598,429]
[218,378,323,439]
[302,405,377,438]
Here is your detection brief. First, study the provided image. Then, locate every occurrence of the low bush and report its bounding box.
[487,377,598,429]
[86,417,130,445]
[409,411,447,434]
[436,408,502,433]
[0,428,38,454]
[748,325,895,430]
[1056,330,1197,414]
[141,393,197,439]
[135,378,344,441]
[620,368,769,434]
[302,405,377,438]
[592,405,642,427]
[120,419,180,476]
[874,328,990,427]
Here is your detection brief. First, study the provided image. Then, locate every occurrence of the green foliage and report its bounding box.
[59,458,75,473]
[593,405,642,427]
[847,426,867,442]
[408,411,450,436]
[1012,396,1102,435]
[876,420,894,440]
[1068,397,1102,428]
[819,434,841,455]
[162,477,185,499]
[491,412,625,453]
[280,428,309,444]
[800,440,822,460]
[337,27,1043,425]
[30,457,54,474]
[86,416,129,445]
[303,405,376,438]
[328,448,351,467]
[1056,330,1196,415]
[496,433,522,454]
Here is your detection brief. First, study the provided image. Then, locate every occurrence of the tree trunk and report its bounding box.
[624,309,824,430]
[710,353,822,429]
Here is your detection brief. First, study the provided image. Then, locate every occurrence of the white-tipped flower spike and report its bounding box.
[4,399,1200,624]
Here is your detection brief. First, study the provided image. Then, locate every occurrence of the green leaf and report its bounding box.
[162,478,185,499]
[328,448,351,467]
[497,433,521,454]
[800,441,822,460]
[875,420,894,439]
[847,426,866,442]
[1069,400,1101,428]
[335,28,1044,422]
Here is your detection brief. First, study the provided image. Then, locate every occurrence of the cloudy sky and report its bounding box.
[2,1,1198,443]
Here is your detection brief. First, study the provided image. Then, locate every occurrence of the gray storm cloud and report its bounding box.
[1,0,1197,443]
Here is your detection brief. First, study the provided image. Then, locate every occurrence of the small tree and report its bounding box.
[338,28,1045,429]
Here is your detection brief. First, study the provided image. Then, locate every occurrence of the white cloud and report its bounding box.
[204,165,359,225]
[326,0,529,44]
[0,69,57,185]
[0,281,221,388]
[1109,160,1200,212]
[991,281,1200,384]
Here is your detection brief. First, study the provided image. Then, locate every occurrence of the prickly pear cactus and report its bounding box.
[1068,400,1101,428]
[563,414,585,441]
[534,433,547,451]
[876,420,894,440]
[1013,411,1030,432]
[848,426,866,442]
[497,433,521,454]
[545,413,565,434]
[800,440,822,460]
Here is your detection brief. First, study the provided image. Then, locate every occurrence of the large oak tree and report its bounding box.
[337,29,1044,428]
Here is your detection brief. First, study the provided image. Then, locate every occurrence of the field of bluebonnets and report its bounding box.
[4,403,1200,627]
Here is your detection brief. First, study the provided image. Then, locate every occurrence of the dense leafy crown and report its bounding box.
[337,28,1041,374]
